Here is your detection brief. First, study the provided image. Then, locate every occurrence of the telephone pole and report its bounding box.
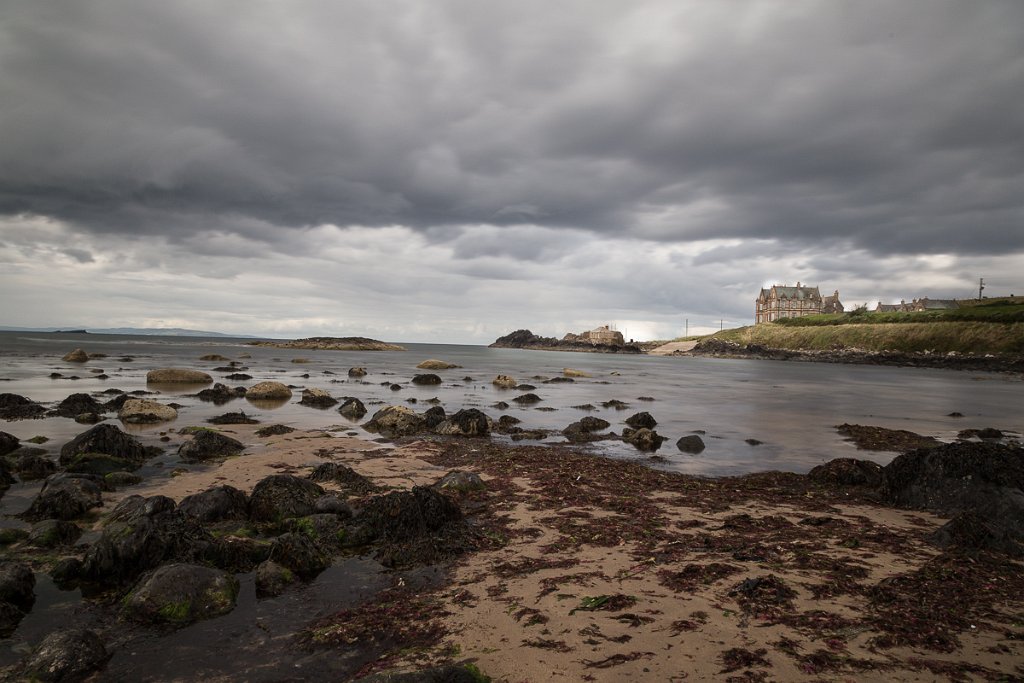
[979,277,985,300]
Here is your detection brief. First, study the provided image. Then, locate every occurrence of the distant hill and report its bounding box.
[0,326,259,338]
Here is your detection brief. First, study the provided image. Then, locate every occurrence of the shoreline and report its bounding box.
[4,423,1022,681]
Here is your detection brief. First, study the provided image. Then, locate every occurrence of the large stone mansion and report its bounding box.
[755,283,843,323]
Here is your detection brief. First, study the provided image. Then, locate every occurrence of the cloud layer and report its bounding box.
[1,1,1022,341]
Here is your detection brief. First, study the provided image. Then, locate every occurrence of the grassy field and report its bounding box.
[687,298,1024,354]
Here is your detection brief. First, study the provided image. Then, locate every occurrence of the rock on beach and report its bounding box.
[146,368,213,384]
[246,381,293,400]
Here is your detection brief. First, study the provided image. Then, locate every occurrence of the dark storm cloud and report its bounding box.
[1,1,1022,258]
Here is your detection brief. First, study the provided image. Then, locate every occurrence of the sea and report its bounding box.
[2,330,1021,480]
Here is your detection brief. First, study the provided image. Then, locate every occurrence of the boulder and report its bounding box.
[123,563,239,626]
[119,398,178,424]
[491,375,518,389]
[807,458,882,487]
[22,628,108,683]
[199,354,231,362]
[27,520,82,548]
[60,423,149,466]
[562,416,611,442]
[299,388,337,408]
[623,427,667,452]
[363,405,426,438]
[104,471,144,488]
[74,412,102,424]
[512,393,542,404]
[417,359,458,370]
[15,451,57,480]
[178,430,245,462]
[435,409,490,437]
[359,665,494,683]
[625,412,657,430]
[22,474,103,522]
[61,349,89,363]
[51,393,105,418]
[254,560,297,597]
[178,485,250,523]
[49,558,82,587]
[246,381,292,400]
[267,532,330,578]
[435,471,486,493]
[422,406,446,429]
[249,474,326,524]
[79,495,213,586]
[676,435,707,454]
[308,463,376,495]
[0,431,19,456]
[563,368,590,378]
[348,367,368,377]
[0,393,47,420]
[411,374,442,386]
[0,560,35,609]
[338,397,367,420]
[347,486,466,567]
[880,442,1024,555]
[146,368,213,384]
[196,383,244,405]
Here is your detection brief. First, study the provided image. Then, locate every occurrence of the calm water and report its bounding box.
[2,330,1021,478]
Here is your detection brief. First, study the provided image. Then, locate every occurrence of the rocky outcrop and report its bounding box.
[146,368,213,383]
[363,405,426,438]
[562,417,611,443]
[623,427,667,451]
[435,409,490,437]
[62,349,90,362]
[338,397,367,420]
[22,474,104,521]
[178,485,250,523]
[676,435,707,454]
[0,393,47,420]
[21,628,109,682]
[625,412,657,430]
[267,532,330,578]
[489,329,644,354]
[249,474,325,524]
[79,495,213,586]
[247,337,406,351]
[807,458,882,487]
[880,442,1024,555]
[246,381,292,400]
[346,486,469,567]
[299,388,337,408]
[690,338,1024,373]
[60,424,150,466]
[50,393,105,418]
[119,398,178,423]
[491,375,518,389]
[417,359,459,369]
[207,411,259,425]
[123,563,239,626]
[196,383,246,405]
[411,373,442,386]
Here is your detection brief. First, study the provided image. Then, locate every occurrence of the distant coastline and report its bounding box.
[0,326,258,338]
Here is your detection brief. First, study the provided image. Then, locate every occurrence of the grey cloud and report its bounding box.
[1,1,1022,262]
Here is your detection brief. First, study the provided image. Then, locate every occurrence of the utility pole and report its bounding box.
[720,319,723,331]
[685,318,688,337]
[979,277,985,300]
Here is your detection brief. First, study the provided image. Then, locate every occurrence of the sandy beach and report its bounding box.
[82,426,1023,682]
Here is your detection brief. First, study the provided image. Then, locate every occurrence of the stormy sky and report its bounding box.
[1,1,1022,343]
